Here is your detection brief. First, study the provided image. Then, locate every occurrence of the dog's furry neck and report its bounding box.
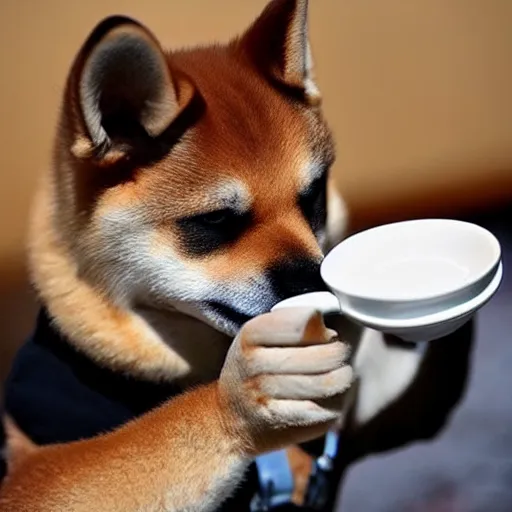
[28,167,231,384]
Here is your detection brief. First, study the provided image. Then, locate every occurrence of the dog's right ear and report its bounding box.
[239,0,320,105]
[67,16,192,166]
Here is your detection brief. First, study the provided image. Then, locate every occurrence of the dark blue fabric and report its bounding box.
[4,309,180,445]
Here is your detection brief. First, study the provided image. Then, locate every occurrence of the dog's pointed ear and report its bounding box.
[68,16,192,165]
[240,0,320,104]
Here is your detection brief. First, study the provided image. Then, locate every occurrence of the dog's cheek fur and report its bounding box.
[78,205,216,307]
[77,204,273,337]
[27,183,192,380]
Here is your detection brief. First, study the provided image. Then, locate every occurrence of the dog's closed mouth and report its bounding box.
[207,301,254,328]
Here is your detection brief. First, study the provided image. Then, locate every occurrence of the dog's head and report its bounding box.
[57,0,347,337]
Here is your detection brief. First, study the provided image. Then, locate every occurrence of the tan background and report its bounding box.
[1,0,512,376]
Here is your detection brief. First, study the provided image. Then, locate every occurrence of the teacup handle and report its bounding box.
[271,291,341,316]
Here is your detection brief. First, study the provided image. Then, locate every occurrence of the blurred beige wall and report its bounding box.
[0,0,512,375]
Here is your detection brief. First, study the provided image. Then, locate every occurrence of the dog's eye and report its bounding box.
[176,208,252,256]
[196,209,231,226]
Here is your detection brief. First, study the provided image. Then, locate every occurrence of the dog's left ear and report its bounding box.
[239,0,320,104]
[67,16,194,165]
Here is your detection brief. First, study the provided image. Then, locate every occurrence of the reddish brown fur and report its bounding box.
[0,384,245,511]
[287,446,313,505]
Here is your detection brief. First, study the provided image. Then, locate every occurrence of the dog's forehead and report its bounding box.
[140,148,310,218]
[122,46,333,216]
[172,47,329,167]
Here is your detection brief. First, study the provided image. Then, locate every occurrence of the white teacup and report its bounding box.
[273,219,503,342]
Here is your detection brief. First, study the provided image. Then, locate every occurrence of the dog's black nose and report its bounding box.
[267,257,328,301]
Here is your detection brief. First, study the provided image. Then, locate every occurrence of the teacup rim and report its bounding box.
[321,219,502,303]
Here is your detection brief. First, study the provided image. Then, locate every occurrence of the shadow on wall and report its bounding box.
[346,162,512,235]
[0,257,37,391]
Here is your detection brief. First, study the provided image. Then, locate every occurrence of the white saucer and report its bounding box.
[341,262,503,341]
[272,262,502,341]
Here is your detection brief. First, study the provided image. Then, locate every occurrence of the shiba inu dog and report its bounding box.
[0,1,473,511]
